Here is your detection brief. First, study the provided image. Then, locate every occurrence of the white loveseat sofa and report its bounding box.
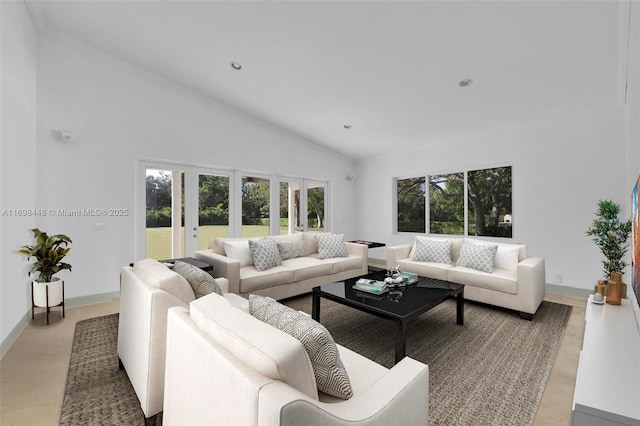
[162,292,429,426]
[194,232,368,300]
[117,259,229,425]
[387,237,545,319]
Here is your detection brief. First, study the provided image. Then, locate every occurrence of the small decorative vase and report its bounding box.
[594,280,607,298]
[606,272,623,305]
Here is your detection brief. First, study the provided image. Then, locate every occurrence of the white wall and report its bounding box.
[1,2,39,347]
[29,36,355,303]
[354,104,628,291]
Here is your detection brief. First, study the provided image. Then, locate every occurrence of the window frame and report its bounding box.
[393,163,514,240]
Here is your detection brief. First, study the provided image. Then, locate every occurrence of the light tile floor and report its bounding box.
[0,294,585,426]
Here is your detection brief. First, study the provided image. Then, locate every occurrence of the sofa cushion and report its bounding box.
[239,266,295,293]
[133,258,195,304]
[173,261,223,298]
[315,233,348,259]
[447,266,517,294]
[249,239,282,271]
[277,241,306,260]
[457,243,498,273]
[222,239,255,266]
[249,295,353,400]
[190,293,319,400]
[281,257,333,281]
[411,237,452,264]
[324,255,365,274]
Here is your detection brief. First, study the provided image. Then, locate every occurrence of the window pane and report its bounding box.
[280,180,301,234]
[429,173,464,235]
[397,177,426,233]
[467,166,512,238]
[198,173,229,249]
[306,182,325,233]
[145,168,184,259]
[242,176,270,237]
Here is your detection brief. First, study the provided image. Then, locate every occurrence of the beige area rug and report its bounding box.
[60,298,571,426]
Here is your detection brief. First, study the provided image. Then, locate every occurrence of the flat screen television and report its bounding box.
[633,175,639,308]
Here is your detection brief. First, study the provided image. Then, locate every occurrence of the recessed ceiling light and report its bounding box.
[459,79,473,87]
[231,62,242,70]
[343,124,352,129]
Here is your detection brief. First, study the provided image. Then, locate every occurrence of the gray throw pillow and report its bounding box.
[456,243,498,273]
[277,241,306,260]
[411,238,452,264]
[248,239,282,271]
[315,233,348,259]
[249,294,353,400]
[172,261,223,298]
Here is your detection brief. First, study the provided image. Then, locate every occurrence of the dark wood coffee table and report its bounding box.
[312,270,464,364]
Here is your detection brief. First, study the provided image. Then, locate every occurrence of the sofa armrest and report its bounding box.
[516,257,546,315]
[194,250,241,294]
[386,244,413,269]
[258,357,429,426]
[346,242,368,274]
[117,267,187,418]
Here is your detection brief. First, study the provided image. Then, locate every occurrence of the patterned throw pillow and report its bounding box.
[172,261,223,298]
[411,237,452,264]
[248,239,282,272]
[277,241,306,260]
[249,294,353,400]
[456,243,499,273]
[315,233,348,259]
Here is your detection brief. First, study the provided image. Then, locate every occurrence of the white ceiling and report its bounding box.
[26,1,625,160]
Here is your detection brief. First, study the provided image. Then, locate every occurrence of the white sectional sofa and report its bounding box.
[194,232,368,300]
[117,258,228,425]
[162,292,429,426]
[387,237,545,319]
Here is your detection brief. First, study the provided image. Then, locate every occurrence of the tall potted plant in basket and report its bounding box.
[585,200,632,303]
[17,228,72,319]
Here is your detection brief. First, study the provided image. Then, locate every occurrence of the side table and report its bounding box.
[349,240,386,249]
[159,257,213,272]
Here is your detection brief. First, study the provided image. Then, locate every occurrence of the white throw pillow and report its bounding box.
[457,243,498,273]
[249,294,353,400]
[315,233,348,259]
[411,237,452,264]
[222,239,254,266]
[248,239,282,272]
[494,245,521,272]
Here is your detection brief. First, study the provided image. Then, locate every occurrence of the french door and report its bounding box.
[137,160,231,260]
[136,160,329,260]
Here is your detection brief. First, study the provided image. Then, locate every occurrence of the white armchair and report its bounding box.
[163,293,429,426]
[117,259,228,425]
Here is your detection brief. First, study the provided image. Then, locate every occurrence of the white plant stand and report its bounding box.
[31,279,65,325]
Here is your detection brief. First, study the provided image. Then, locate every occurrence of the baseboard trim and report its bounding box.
[0,291,120,359]
[545,284,591,298]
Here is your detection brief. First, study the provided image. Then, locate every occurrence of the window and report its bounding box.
[241,175,271,237]
[396,177,426,233]
[395,165,513,238]
[467,166,512,238]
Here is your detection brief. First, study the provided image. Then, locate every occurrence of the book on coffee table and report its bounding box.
[353,278,388,294]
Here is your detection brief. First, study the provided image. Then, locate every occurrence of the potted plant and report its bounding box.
[585,200,632,300]
[17,228,72,313]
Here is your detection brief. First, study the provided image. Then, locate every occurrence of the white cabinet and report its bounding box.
[571,296,640,426]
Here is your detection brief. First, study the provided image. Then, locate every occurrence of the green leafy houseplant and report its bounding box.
[585,200,632,279]
[17,228,72,282]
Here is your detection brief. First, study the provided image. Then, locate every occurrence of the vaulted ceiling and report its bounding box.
[26,1,626,159]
